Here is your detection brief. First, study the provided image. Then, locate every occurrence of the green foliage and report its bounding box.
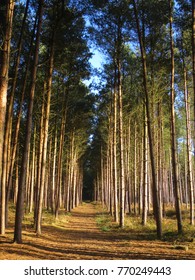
[96,213,112,232]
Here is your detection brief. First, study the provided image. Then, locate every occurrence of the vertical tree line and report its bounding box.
[0,0,195,243]
[0,0,93,243]
[89,0,195,238]
[0,0,15,235]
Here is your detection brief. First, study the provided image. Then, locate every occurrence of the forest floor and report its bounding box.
[0,202,195,260]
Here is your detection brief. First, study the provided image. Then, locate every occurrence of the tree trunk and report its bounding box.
[29,127,36,213]
[182,51,194,225]
[51,130,57,213]
[192,0,195,143]
[36,30,54,235]
[34,91,45,228]
[0,0,15,235]
[118,62,125,228]
[13,0,44,244]
[142,108,148,225]
[55,94,67,218]
[113,74,119,223]
[5,0,35,227]
[2,0,30,219]
[169,0,182,233]
[133,0,162,239]
[133,123,137,214]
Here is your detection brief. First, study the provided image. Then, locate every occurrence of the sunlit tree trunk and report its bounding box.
[115,18,125,228]
[113,73,119,223]
[2,0,29,229]
[14,0,44,244]
[5,17,37,226]
[182,51,194,225]
[133,0,162,239]
[34,91,45,229]
[0,0,15,235]
[109,134,113,215]
[142,108,148,225]
[29,128,36,213]
[192,0,195,142]
[36,30,54,235]
[169,0,182,233]
[55,93,67,218]
[133,123,137,214]
[118,61,125,228]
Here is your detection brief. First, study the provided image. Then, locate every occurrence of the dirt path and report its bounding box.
[0,202,195,259]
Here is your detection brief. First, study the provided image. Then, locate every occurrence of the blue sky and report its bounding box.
[89,49,105,69]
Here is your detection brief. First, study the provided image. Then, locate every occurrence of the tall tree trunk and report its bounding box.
[113,72,119,223]
[133,123,137,214]
[0,0,15,235]
[36,30,54,235]
[2,0,30,213]
[34,91,45,228]
[192,0,195,142]
[182,46,194,225]
[115,17,125,228]
[51,130,57,214]
[118,60,125,228]
[13,0,44,244]
[29,127,36,213]
[55,93,67,218]
[5,0,34,227]
[169,0,182,233]
[133,0,162,239]
[142,108,148,225]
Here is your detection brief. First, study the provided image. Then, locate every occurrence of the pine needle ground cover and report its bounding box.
[0,203,195,260]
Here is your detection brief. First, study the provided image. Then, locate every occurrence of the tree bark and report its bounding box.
[182,48,194,225]
[5,0,34,227]
[142,108,148,225]
[55,93,68,218]
[169,0,182,233]
[13,0,44,244]
[192,0,195,142]
[133,0,162,239]
[36,30,54,235]
[113,72,119,223]
[0,0,15,235]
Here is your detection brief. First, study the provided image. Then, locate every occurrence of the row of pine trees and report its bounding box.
[0,0,195,244]
[89,0,195,239]
[0,0,94,243]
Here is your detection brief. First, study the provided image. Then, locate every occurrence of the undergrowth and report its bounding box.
[95,204,195,246]
[8,203,70,231]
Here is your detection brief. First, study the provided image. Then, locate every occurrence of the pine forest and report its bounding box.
[0,0,195,260]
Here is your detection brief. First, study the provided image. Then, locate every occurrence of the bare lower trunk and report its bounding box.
[169,0,182,233]
[55,97,67,218]
[118,65,125,228]
[14,0,44,244]
[192,0,195,143]
[142,109,148,225]
[5,17,37,226]
[36,30,54,235]
[3,0,29,229]
[183,55,194,225]
[133,0,162,239]
[0,0,15,235]
[113,75,119,223]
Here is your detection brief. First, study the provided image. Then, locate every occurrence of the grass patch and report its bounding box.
[94,204,195,245]
[96,211,112,232]
[93,202,117,232]
[12,206,70,231]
